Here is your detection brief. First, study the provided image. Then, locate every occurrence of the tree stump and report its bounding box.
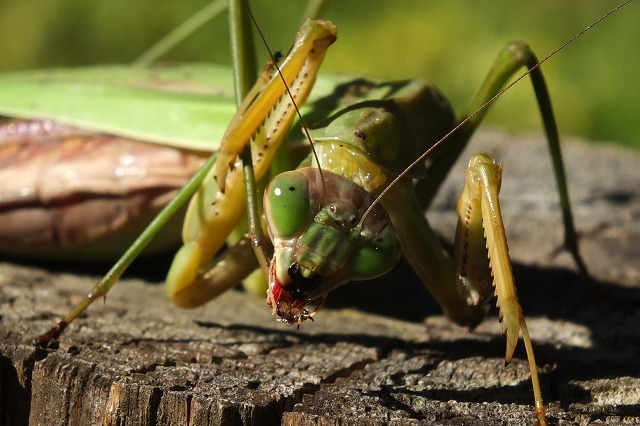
[1,130,639,425]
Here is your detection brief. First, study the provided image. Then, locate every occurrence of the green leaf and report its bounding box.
[0,65,237,151]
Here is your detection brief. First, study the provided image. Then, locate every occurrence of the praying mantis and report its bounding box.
[0,1,632,424]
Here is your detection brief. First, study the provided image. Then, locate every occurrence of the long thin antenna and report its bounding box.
[358,0,631,226]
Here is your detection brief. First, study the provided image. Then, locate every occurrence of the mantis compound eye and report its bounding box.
[348,225,400,280]
[264,171,311,239]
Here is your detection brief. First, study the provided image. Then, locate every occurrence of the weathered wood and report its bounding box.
[1,131,639,425]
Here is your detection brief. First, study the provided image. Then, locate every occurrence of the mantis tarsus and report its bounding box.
[0,1,631,425]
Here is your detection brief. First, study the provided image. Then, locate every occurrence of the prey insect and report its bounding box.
[1,1,630,424]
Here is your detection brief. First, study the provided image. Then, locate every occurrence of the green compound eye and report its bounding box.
[348,225,400,280]
[265,171,311,238]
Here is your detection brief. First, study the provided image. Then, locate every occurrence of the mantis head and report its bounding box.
[264,167,401,324]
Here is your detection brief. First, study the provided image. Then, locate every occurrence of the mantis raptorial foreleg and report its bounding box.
[165,19,337,308]
[456,153,546,425]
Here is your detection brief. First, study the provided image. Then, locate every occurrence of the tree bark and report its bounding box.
[2,131,639,425]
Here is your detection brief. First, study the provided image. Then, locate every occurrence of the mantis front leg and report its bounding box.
[456,153,547,425]
[382,152,546,425]
[166,18,337,308]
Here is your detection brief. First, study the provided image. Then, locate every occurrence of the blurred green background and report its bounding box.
[0,0,637,149]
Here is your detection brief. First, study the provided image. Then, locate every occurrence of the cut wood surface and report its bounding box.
[1,130,639,425]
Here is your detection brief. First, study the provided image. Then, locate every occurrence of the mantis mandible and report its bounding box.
[0,1,631,424]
